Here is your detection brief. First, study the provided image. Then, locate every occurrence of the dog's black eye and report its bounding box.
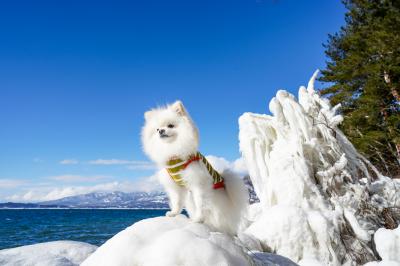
[167,124,174,128]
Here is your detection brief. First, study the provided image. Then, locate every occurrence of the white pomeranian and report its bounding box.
[141,100,248,235]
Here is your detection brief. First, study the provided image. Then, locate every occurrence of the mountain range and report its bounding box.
[0,176,258,208]
[0,191,169,209]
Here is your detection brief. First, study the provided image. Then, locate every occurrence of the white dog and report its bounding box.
[141,101,248,235]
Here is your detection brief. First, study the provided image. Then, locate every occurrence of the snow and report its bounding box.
[0,241,97,266]
[82,215,302,266]
[245,205,322,260]
[82,215,252,266]
[298,258,325,266]
[364,262,400,266]
[373,226,400,263]
[238,70,400,265]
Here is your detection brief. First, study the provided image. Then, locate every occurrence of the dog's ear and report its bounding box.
[171,100,186,116]
[144,110,155,121]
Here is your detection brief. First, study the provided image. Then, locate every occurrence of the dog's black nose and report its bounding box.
[159,129,165,135]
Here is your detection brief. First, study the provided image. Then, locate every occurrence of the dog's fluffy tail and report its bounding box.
[222,170,250,229]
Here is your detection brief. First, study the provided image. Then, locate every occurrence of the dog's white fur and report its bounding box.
[141,101,248,234]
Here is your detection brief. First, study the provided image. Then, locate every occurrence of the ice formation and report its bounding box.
[239,71,400,265]
[0,241,97,266]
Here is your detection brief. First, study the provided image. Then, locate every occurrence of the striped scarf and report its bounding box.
[165,152,225,189]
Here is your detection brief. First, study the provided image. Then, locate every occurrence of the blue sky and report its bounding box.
[0,0,345,202]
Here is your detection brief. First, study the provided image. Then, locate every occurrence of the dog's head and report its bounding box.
[141,101,199,165]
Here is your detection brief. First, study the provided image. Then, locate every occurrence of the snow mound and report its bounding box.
[239,70,400,265]
[367,226,400,265]
[0,241,97,266]
[82,215,297,266]
[82,215,251,266]
[371,226,400,264]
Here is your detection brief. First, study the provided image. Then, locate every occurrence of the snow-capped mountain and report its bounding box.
[39,191,169,208]
[243,175,259,204]
[0,177,257,209]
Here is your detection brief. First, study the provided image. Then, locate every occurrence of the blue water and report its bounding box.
[0,209,167,250]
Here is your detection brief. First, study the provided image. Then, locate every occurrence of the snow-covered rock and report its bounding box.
[82,215,252,266]
[0,241,97,266]
[239,71,400,265]
[82,215,298,266]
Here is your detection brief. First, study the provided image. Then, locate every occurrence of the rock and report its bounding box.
[0,241,97,266]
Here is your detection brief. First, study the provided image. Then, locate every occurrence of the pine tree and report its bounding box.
[320,0,400,177]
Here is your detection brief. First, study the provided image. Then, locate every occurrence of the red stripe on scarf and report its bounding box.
[213,181,225,189]
[182,155,201,169]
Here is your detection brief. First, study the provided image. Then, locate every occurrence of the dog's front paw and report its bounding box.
[166,211,178,217]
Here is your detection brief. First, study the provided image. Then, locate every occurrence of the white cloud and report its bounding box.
[205,156,248,176]
[125,162,156,170]
[2,155,246,203]
[131,174,161,192]
[205,156,231,172]
[55,157,156,170]
[48,174,109,182]
[60,159,79,165]
[88,159,133,165]
[6,175,162,202]
[0,179,26,189]
[88,159,156,170]
[231,158,248,175]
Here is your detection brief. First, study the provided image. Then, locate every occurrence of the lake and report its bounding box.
[0,209,167,250]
